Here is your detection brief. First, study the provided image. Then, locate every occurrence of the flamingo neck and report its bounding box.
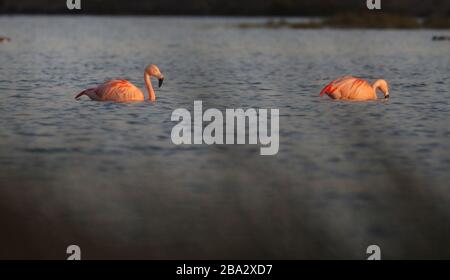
[145,73,156,101]
[372,81,381,99]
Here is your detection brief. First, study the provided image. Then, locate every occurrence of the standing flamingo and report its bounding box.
[75,64,164,102]
[320,76,390,101]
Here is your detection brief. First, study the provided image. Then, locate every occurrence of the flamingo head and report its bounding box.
[374,79,390,99]
[145,64,164,88]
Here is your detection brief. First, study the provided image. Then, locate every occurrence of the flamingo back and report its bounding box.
[95,80,145,102]
[320,76,374,100]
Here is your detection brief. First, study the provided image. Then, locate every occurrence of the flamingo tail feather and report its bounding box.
[75,88,94,100]
[320,84,334,96]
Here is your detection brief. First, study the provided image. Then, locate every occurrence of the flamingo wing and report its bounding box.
[320,76,368,96]
[96,80,144,101]
[320,76,352,96]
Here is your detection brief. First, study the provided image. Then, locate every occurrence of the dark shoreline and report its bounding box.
[0,0,449,17]
[236,14,450,29]
[1,13,449,29]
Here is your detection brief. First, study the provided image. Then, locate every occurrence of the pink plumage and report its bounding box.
[75,64,164,102]
[319,76,390,100]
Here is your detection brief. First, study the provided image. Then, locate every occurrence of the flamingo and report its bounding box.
[320,76,390,101]
[75,64,164,102]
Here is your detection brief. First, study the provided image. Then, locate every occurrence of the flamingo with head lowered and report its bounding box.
[320,76,390,101]
[75,64,164,102]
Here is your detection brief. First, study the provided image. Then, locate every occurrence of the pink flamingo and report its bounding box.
[320,76,390,100]
[75,64,164,102]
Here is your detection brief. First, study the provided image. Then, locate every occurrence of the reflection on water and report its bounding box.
[0,16,449,259]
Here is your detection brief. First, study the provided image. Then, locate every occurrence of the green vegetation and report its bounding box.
[237,19,322,29]
[325,13,421,29]
[236,14,450,30]
[424,17,450,29]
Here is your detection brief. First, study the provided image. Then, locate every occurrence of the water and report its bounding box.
[0,16,449,259]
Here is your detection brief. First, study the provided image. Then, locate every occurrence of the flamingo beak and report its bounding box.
[385,92,390,99]
[158,78,164,88]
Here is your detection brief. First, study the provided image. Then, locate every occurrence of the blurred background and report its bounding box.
[0,1,449,260]
[0,0,449,16]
